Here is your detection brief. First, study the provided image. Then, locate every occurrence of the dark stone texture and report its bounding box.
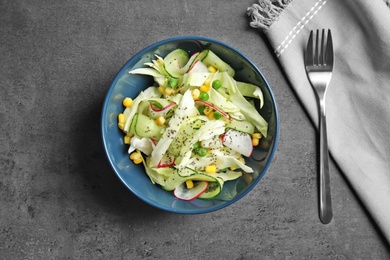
[0,0,389,259]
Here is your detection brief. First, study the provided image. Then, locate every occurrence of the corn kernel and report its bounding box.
[203,106,213,116]
[122,97,133,107]
[133,158,143,164]
[207,66,217,73]
[124,135,131,144]
[252,138,259,146]
[185,180,194,189]
[118,113,126,124]
[130,151,141,161]
[252,133,262,139]
[191,89,200,100]
[204,79,211,87]
[165,87,174,95]
[242,173,253,184]
[207,111,215,120]
[156,116,166,126]
[158,86,165,93]
[118,122,124,130]
[205,164,217,174]
[199,84,210,92]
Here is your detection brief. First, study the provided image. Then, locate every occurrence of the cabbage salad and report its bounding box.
[117,48,268,200]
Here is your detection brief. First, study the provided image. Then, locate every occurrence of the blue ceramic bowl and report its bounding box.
[101,36,279,214]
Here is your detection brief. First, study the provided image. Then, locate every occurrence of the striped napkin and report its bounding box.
[248,0,390,242]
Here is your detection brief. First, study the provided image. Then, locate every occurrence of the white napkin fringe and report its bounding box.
[247,0,292,29]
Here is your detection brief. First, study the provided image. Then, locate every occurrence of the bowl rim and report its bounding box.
[101,35,280,214]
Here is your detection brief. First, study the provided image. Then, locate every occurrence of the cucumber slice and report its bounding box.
[177,52,200,74]
[133,113,164,139]
[174,181,208,201]
[198,177,223,200]
[129,112,137,134]
[226,118,255,134]
[137,100,150,115]
[201,50,235,77]
[215,170,243,182]
[163,49,189,78]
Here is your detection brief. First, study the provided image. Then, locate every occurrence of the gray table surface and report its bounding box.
[1,1,389,259]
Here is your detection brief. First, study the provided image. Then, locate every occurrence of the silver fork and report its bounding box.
[305,29,334,224]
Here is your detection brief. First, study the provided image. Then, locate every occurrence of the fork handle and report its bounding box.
[319,103,333,224]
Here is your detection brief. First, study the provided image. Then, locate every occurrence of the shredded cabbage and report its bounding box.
[151,90,196,164]
[222,72,268,137]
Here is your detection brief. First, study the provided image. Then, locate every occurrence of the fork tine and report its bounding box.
[320,29,325,65]
[325,29,334,67]
[314,29,319,65]
[305,30,314,66]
